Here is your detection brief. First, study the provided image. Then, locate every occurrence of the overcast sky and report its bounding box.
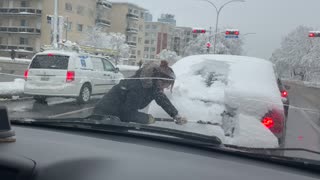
[112,0,320,59]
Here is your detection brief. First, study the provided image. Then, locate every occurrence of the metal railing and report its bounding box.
[126,28,138,34]
[0,26,41,34]
[97,0,112,9]
[127,13,139,20]
[95,19,111,27]
[0,44,34,52]
[126,41,137,47]
[0,8,42,15]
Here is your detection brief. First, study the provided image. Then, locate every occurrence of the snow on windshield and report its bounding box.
[148,55,280,148]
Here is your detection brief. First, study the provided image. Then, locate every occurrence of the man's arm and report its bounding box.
[153,90,178,118]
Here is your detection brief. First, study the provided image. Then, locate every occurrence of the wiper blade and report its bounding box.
[11,117,222,146]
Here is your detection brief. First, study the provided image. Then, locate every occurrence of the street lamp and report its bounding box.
[201,0,245,54]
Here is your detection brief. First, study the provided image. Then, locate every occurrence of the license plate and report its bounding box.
[41,76,50,81]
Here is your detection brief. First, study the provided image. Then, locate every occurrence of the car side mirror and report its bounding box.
[114,67,120,73]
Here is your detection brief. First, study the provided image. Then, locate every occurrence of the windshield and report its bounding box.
[1,0,320,164]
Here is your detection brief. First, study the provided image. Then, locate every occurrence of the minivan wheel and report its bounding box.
[34,96,47,104]
[77,84,91,104]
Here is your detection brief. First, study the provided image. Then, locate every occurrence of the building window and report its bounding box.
[20,19,27,26]
[67,22,72,31]
[137,50,141,56]
[77,6,85,15]
[146,25,150,29]
[186,38,190,43]
[140,12,144,18]
[145,32,149,36]
[132,37,137,41]
[131,50,136,54]
[138,38,142,44]
[77,24,83,32]
[129,8,133,13]
[151,47,156,52]
[144,40,150,44]
[134,10,138,14]
[152,25,157,29]
[151,40,155,45]
[144,47,149,51]
[20,37,28,45]
[0,37,2,44]
[65,3,72,11]
[21,1,29,7]
[150,55,155,59]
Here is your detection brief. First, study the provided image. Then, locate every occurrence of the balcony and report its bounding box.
[0,8,42,16]
[126,41,137,47]
[0,44,34,52]
[0,26,41,35]
[97,0,112,9]
[126,28,138,34]
[127,13,139,21]
[95,19,111,27]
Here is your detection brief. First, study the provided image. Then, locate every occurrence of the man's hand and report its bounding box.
[174,115,188,125]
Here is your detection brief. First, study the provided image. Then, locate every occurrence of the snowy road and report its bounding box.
[1,80,320,159]
[283,82,320,160]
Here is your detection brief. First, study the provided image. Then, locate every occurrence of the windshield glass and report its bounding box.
[1,0,320,163]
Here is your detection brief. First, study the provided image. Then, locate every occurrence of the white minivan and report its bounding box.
[24,50,124,104]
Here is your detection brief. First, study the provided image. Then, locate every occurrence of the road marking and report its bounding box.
[300,109,320,134]
[49,107,94,118]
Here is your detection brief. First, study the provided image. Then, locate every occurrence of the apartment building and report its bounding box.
[143,21,174,61]
[109,2,146,65]
[158,14,176,26]
[0,0,112,59]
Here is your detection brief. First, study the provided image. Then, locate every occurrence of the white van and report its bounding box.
[24,50,124,104]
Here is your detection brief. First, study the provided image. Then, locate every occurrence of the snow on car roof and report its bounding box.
[36,50,83,57]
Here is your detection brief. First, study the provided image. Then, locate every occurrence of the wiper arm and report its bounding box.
[11,117,222,146]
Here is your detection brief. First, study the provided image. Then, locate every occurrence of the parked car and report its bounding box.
[148,55,286,148]
[24,50,124,104]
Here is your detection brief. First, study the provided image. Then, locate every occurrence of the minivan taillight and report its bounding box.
[262,110,284,134]
[262,117,274,128]
[66,71,75,82]
[24,70,29,80]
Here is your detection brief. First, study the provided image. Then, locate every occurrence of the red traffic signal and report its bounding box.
[206,42,211,48]
[309,31,320,37]
[192,29,206,34]
[226,30,240,35]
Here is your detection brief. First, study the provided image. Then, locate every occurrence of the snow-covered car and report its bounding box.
[24,50,124,104]
[148,55,286,148]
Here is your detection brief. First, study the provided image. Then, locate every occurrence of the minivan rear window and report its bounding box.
[30,55,69,69]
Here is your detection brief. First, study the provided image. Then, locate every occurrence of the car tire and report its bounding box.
[33,96,47,104]
[77,84,91,104]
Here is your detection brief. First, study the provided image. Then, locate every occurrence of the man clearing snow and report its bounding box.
[92,60,187,125]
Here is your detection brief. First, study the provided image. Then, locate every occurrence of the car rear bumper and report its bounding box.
[24,82,81,97]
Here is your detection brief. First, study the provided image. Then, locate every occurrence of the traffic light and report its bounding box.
[309,31,320,38]
[192,29,206,33]
[226,30,240,35]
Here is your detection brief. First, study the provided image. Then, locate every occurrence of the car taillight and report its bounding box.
[281,90,288,98]
[24,70,29,80]
[66,71,75,82]
[262,117,274,128]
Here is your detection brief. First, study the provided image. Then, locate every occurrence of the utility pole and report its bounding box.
[53,0,58,48]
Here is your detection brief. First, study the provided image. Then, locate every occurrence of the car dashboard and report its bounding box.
[0,125,319,180]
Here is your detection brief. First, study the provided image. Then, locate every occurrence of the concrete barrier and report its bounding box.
[0,58,30,82]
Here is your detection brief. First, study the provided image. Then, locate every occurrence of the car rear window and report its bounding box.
[30,55,69,69]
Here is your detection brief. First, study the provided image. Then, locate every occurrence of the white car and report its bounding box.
[148,55,286,148]
[24,50,123,104]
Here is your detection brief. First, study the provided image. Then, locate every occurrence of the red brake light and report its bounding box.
[281,90,288,98]
[66,71,75,82]
[262,117,274,128]
[226,31,230,35]
[235,31,239,35]
[48,53,54,57]
[201,30,206,33]
[24,70,29,80]
[309,33,315,37]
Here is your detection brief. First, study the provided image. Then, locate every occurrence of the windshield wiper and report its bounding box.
[11,117,222,146]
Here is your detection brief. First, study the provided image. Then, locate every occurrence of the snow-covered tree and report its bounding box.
[270,25,320,81]
[182,29,244,56]
[80,27,130,61]
[158,49,182,65]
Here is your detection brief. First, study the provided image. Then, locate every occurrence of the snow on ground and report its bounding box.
[0,79,25,96]
[0,56,31,63]
[117,65,139,71]
[148,55,281,148]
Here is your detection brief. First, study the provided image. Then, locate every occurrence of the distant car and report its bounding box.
[24,50,123,104]
[148,55,286,148]
[277,78,290,117]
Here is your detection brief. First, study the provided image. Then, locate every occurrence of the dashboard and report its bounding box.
[0,125,319,180]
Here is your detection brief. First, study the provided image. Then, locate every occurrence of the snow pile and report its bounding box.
[117,65,139,71]
[0,79,25,96]
[0,56,31,63]
[148,55,280,148]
